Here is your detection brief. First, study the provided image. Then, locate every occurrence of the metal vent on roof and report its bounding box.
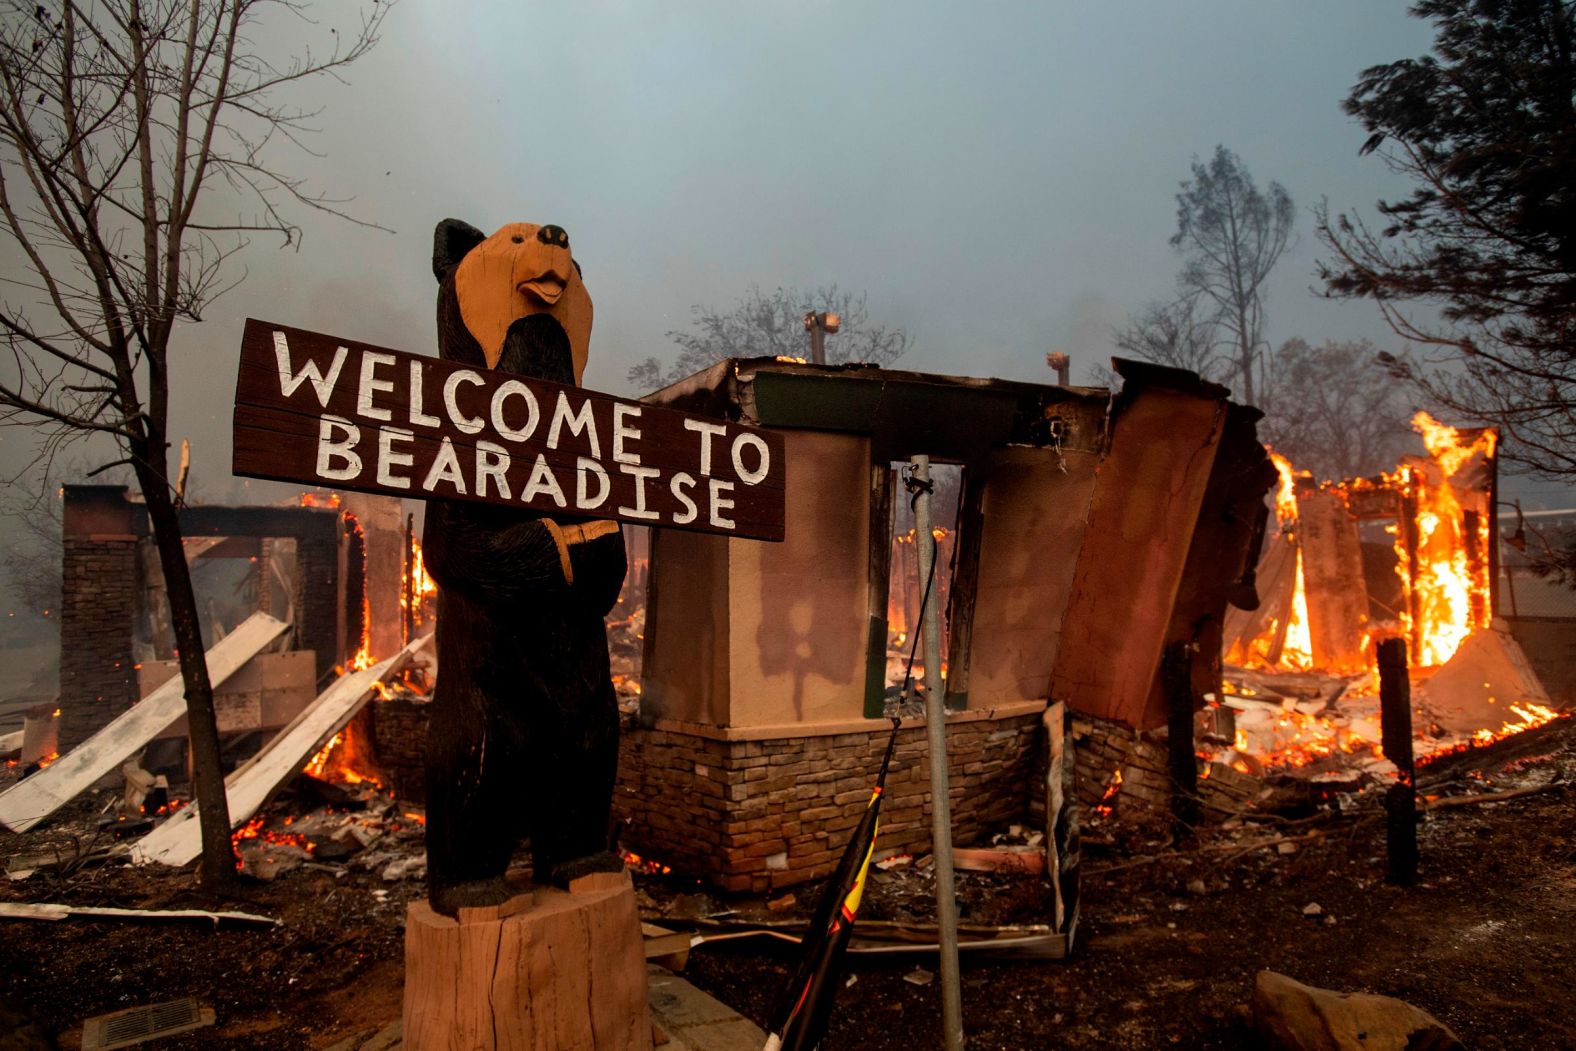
[81,997,215,1050]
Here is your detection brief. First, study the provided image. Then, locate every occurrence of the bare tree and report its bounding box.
[0,0,390,888]
[1113,292,1224,381]
[1171,145,1295,406]
[1259,337,1416,481]
[628,284,911,390]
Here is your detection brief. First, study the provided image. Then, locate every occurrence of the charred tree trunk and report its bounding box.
[134,449,235,890]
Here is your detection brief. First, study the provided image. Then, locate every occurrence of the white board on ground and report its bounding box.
[0,612,290,834]
[131,635,430,868]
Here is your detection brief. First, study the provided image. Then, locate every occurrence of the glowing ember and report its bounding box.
[231,814,312,869]
[620,848,672,876]
[1421,706,1565,765]
[1092,768,1123,819]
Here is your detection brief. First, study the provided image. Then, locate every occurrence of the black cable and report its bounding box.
[894,465,942,719]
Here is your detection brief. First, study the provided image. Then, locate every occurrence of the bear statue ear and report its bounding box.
[432,219,487,280]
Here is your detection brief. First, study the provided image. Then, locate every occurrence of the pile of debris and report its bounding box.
[230,777,427,884]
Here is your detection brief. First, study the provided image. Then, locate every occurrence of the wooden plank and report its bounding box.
[129,636,429,867]
[0,613,289,833]
[139,651,317,739]
[1044,701,1080,934]
[233,319,785,540]
[0,902,278,926]
[1297,489,1370,673]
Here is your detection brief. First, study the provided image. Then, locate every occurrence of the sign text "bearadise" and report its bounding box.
[232,320,785,540]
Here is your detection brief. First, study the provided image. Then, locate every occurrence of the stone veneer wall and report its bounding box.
[614,704,1046,893]
[1068,711,1257,827]
[58,535,140,751]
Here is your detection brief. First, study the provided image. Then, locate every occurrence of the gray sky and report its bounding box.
[4,1,1571,509]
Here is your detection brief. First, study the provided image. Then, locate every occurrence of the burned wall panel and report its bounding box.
[1049,386,1227,730]
[641,527,731,726]
[1151,404,1276,717]
[727,431,871,727]
[1297,488,1370,672]
[966,446,1100,708]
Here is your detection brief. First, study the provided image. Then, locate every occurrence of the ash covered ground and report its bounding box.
[1,718,1573,1050]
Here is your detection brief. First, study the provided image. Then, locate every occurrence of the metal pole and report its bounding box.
[912,455,964,1050]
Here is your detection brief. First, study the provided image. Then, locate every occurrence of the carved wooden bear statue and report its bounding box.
[421,218,627,917]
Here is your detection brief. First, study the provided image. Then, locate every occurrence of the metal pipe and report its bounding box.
[911,455,964,1050]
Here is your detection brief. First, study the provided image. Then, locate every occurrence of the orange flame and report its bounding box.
[302,727,384,788]
[1399,413,1497,667]
[401,534,439,630]
[1092,768,1123,818]
[1228,451,1313,671]
[341,510,375,672]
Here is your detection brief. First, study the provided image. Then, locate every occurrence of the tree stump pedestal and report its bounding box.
[403,870,652,1050]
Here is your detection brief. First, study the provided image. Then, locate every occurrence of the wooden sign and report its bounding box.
[232,319,785,540]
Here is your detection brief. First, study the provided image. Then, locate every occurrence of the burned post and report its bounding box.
[1163,640,1201,833]
[1378,637,1418,886]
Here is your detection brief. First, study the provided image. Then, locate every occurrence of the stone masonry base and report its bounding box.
[614,704,1046,894]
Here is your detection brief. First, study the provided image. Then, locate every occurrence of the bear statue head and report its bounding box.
[432,218,593,386]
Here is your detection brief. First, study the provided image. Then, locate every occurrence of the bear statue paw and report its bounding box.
[429,876,515,918]
[545,851,625,889]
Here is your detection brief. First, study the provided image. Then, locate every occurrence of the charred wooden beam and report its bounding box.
[863,463,896,717]
[943,473,987,711]
[1378,637,1417,886]
[1400,475,1424,662]
[1163,641,1201,833]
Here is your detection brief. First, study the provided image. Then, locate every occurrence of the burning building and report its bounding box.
[42,485,436,790]
[1198,412,1565,782]
[613,357,1272,892]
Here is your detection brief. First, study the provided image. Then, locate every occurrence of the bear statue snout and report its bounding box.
[518,268,568,306]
